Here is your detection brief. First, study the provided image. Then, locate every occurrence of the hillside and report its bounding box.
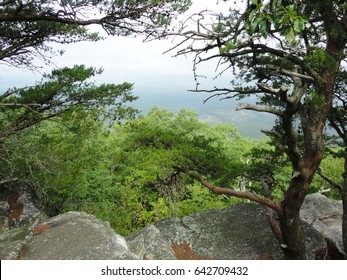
[133,90,275,139]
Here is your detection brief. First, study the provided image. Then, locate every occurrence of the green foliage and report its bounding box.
[0,65,138,142]
[111,107,250,188]
[176,183,239,217]
[246,0,308,44]
[311,155,344,199]
[10,107,251,235]
[3,100,344,237]
[304,48,337,72]
[304,90,326,110]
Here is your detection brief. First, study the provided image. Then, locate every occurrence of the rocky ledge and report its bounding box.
[0,192,345,260]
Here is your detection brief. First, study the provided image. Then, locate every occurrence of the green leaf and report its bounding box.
[293,18,305,33]
[285,27,295,44]
[259,19,268,37]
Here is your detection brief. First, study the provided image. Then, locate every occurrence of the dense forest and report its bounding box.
[1,0,347,259]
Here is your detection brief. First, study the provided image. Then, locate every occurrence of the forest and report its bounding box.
[0,0,347,260]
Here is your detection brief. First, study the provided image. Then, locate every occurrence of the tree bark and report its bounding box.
[278,178,309,259]
[343,153,347,254]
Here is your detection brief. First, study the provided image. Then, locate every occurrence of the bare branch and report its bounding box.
[317,168,343,192]
[0,103,41,108]
[0,177,19,186]
[236,102,283,116]
[188,87,262,103]
[267,64,315,81]
[256,82,289,96]
[177,167,282,214]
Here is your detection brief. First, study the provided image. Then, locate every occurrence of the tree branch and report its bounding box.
[317,168,343,192]
[236,102,283,116]
[188,87,262,103]
[0,177,19,186]
[177,167,282,214]
[184,42,323,85]
[256,82,289,96]
[0,103,41,108]
[266,64,315,81]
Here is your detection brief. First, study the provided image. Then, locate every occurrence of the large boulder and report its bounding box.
[301,193,345,256]
[20,212,139,260]
[151,203,326,260]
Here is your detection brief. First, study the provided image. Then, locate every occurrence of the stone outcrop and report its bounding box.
[149,203,326,260]
[300,192,345,256]
[0,191,344,260]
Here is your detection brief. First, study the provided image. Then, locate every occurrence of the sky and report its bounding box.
[0,0,273,138]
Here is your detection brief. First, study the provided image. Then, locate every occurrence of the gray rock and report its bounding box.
[0,189,46,259]
[0,200,10,233]
[15,191,47,228]
[20,211,139,260]
[126,224,176,260]
[1,191,343,260]
[155,203,326,260]
[0,225,31,259]
[301,193,344,255]
[0,189,46,230]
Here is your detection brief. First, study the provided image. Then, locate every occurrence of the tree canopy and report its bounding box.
[0,65,137,141]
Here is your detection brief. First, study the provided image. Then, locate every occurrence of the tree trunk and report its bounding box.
[343,153,347,254]
[278,212,306,259]
[278,176,309,259]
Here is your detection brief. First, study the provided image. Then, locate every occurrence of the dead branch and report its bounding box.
[317,168,343,192]
[0,177,19,186]
[236,102,283,116]
[176,167,282,215]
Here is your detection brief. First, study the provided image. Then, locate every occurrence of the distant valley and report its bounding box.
[133,90,275,140]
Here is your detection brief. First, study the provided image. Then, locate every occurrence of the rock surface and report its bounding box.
[300,192,344,255]
[152,203,326,260]
[20,212,139,260]
[0,191,344,260]
[0,189,46,260]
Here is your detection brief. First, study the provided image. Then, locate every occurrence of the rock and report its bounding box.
[154,203,326,260]
[126,224,176,260]
[0,188,47,259]
[14,191,47,228]
[0,189,47,230]
[301,193,345,256]
[0,225,32,260]
[0,200,10,233]
[20,211,139,260]
[1,190,343,260]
